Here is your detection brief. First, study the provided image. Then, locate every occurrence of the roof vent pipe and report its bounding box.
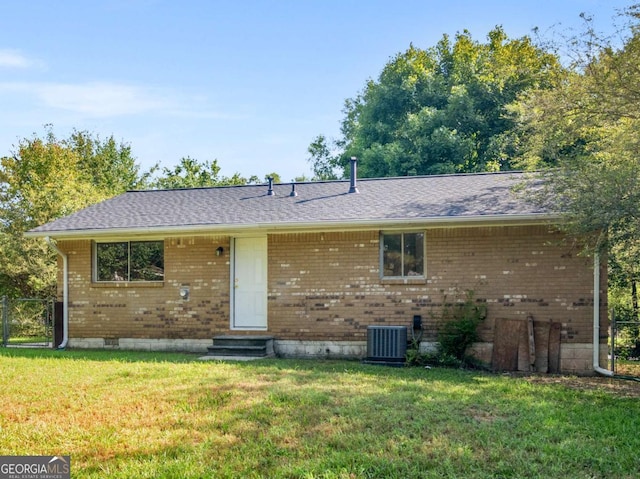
[349,157,359,194]
[289,182,298,197]
[267,177,275,196]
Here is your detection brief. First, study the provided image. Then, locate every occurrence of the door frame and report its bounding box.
[230,236,268,331]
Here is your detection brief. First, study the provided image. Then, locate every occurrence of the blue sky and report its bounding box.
[0,0,631,182]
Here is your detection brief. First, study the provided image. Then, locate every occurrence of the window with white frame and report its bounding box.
[381,232,424,278]
[94,241,164,282]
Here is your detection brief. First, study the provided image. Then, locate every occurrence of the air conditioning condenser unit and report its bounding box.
[365,325,408,365]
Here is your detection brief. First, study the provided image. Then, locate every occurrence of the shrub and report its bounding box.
[438,291,487,363]
[405,290,487,368]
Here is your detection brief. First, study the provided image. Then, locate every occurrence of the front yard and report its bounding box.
[0,348,638,478]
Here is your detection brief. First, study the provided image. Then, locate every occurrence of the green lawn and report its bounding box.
[615,359,640,378]
[0,349,638,479]
[6,335,51,344]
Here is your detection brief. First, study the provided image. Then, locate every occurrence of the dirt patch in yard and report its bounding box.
[522,374,640,399]
[504,361,640,399]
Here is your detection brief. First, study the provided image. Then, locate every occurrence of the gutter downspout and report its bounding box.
[593,252,613,377]
[46,237,68,349]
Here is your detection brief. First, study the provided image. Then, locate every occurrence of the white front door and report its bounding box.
[232,237,268,330]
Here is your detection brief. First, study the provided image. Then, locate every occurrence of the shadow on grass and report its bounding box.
[4,348,639,477]
[0,346,486,384]
[9,346,629,391]
[0,347,201,363]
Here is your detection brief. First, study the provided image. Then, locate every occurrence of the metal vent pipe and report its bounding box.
[349,157,359,194]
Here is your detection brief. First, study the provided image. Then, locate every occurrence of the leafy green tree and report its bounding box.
[513,6,640,251]
[67,129,154,192]
[512,5,640,349]
[0,133,100,297]
[0,128,151,298]
[311,27,563,178]
[307,134,340,180]
[151,157,260,189]
[264,173,281,184]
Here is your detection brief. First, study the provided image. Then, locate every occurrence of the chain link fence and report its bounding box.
[1,296,54,347]
[610,308,640,377]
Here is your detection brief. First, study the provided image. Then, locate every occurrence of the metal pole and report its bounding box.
[611,308,616,374]
[2,296,8,347]
[48,298,54,347]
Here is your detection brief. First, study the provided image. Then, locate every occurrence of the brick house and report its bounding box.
[27,168,609,375]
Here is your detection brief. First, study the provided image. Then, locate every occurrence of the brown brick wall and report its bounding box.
[59,236,230,340]
[57,224,605,367]
[267,226,604,346]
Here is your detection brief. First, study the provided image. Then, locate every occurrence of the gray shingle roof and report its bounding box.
[28,171,549,237]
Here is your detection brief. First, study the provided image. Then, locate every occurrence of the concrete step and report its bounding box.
[207,345,268,357]
[207,335,274,358]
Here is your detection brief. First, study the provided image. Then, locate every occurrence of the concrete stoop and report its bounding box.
[202,335,275,360]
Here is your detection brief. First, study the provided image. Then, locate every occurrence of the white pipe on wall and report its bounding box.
[46,237,68,349]
[593,252,613,377]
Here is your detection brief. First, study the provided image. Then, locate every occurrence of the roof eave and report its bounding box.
[26,213,559,240]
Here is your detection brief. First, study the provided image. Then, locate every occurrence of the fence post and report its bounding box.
[2,296,8,347]
[610,308,616,374]
[48,298,54,348]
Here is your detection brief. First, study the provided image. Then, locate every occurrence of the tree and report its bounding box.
[512,4,640,344]
[263,172,281,184]
[310,27,563,178]
[513,6,640,250]
[67,129,154,192]
[307,134,340,180]
[0,128,151,298]
[150,157,260,189]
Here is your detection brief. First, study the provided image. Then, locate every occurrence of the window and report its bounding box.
[95,241,164,282]
[381,232,424,278]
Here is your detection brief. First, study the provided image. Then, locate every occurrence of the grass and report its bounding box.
[0,349,639,479]
[615,359,640,377]
[6,335,51,344]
